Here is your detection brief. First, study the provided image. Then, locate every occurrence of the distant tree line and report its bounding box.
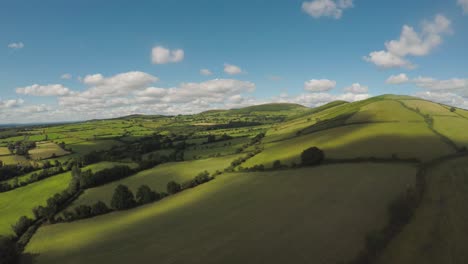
[206,121,263,130]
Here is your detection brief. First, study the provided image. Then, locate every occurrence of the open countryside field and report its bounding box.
[377,156,468,264]
[243,122,454,169]
[29,142,70,160]
[68,140,123,155]
[72,154,245,207]
[400,100,458,116]
[0,162,134,236]
[24,163,416,264]
[346,100,423,123]
[432,116,468,149]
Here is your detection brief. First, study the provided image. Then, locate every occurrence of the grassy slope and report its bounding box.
[71,154,245,207]
[29,142,70,160]
[433,116,468,148]
[378,156,468,264]
[244,122,452,168]
[0,162,133,236]
[24,163,416,264]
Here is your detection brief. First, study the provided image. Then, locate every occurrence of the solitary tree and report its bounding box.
[111,185,136,210]
[300,147,325,166]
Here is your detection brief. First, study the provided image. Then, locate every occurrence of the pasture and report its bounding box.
[0,162,133,236]
[29,142,70,160]
[23,163,416,264]
[243,122,454,168]
[377,156,468,264]
[71,154,245,207]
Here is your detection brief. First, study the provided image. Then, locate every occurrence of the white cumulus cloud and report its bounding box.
[224,64,243,75]
[304,79,336,92]
[302,0,353,19]
[364,14,452,69]
[200,69,213,76]
[8,42,24,49]
[0,98,24,109]
[16,84,72,96]
[344,83,368,94]
[386,73,409,84]
[151,46,184,64]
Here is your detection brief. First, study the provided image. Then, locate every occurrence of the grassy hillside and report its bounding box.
[70,154,245,207]
[23,163,416,264]
[377,156,468,264]
[0,162,134,236]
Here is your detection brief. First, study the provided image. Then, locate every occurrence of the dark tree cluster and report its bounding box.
[79,166,135,188]
[180,171,213,189]
[0,164,65,193]
[7,141,36,156]
[0,164,35,182]
[301,147,325,166]
[11,216,33,237]
[60,201,111,222]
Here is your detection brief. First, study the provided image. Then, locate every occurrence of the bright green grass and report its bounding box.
[29,142,70,160]
[71,154,245,207]
[433,116,468,148]
[68,140,123,155]
[0,155,29,165]
[244,122,453,168]
[377,156,468,264]
[346,100,423,123]
[0,147,10,155]
[400,100,458,117]
[23,163,416,264]
[0,162,133,236]
[184,137,250,160]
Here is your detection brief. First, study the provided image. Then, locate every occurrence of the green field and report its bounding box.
[433,116,468,149]
[244,122,453,168]
[346,100,423,123]
[68,140,123,154]
[400,100,458,117]
[24,163,416,264]
[71,154,245,207]
[377,156,468,264]
[0,162,134,236]
[29,142,70,160]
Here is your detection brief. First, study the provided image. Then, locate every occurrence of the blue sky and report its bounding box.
[1,0,468,123]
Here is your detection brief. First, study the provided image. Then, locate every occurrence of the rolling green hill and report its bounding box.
[0,94,467,264]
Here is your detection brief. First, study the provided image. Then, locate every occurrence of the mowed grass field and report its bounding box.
[29,142,70,160]
[23,163,416,264]
[433,116,468,148]
[400,100,458,116]
[0,154,29,166]
[346,100,423,123]
[243,122,454,169]
[377,156,468,264]
[0,162,133,236]
[0,147,10,155]
[71,154,245,207]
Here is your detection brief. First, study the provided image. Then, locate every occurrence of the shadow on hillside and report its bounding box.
[20,253,39,264]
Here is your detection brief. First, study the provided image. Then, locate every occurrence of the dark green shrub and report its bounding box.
[111,185,136,210]
[136,185,159,204]
[167,181,181,194]
[11,216,33,237]
[301,147,324,166]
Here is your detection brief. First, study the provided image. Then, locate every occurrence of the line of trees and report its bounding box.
[56,171,215,223]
